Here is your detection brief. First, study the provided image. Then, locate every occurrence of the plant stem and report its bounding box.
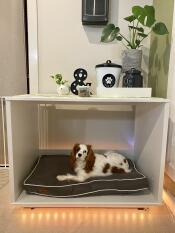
[138,30,151,46]
[129,27,132,45]
[132,20,135,48]
[121,40,129,49]
[135,20,139,45]
[118,33,133,48]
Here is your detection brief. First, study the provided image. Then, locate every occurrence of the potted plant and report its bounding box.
[50,74,70,96]
[101,5,168,72]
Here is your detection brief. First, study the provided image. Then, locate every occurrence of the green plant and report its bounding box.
[50,74,68,85]
[101,5,169,49]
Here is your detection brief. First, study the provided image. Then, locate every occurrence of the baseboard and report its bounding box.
[163,190,175,216]
[164,173,175,194]
[166,163,175,182]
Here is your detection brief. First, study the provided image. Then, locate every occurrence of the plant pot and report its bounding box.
[122,49,142,72]
[56,84,70,96]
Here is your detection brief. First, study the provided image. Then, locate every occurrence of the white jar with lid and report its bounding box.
[95,60,122,95]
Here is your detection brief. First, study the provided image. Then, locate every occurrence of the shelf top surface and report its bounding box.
[4,94,169,103]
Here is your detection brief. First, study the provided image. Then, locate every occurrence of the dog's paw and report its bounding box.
[125,168,132,173]
[56,175,67,181]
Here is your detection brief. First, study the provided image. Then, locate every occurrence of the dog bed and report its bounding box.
[23,155,149,198]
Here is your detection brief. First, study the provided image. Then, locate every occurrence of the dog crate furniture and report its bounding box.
[5,95,169,207]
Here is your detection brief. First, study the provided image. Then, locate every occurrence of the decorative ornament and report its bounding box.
[102,74,116,88]
[71,68,88,95]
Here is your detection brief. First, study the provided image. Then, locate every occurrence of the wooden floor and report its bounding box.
[0,169,175,233]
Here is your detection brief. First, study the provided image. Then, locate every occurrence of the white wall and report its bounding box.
[30,0,152,93]
[0,0,27,96]
[0,0,27,165]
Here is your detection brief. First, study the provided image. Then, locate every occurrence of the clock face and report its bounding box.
[74,69,87,81]
[102,74,116,88]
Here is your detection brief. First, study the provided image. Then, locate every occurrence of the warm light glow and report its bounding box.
[54,212,58,220]
[61,212,66,220]
[116,213,121,221]
[108,213,114,223]
[18,207,160,226]
[124,212,129,221]
[140,213,144,221]
[46,213,50,220]
[30,213,35,220]
[69,212,73,221]
[38,213,43,220]
[132,213,136,220]
[22,213,27,221]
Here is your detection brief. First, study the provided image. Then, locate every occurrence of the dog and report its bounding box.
[56,144,131,182]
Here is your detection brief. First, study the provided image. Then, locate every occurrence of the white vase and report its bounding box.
[122,49,142,72]
[56,84,70,96]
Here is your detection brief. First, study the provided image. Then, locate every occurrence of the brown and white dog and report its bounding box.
[56,144,131,182]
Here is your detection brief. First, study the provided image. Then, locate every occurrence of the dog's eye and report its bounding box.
[83,150,87,153]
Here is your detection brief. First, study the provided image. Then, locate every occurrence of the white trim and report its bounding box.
[5,95,169,103]
[38,104,48,149]
[28,188,149,198]
[27,0,39,93]
[5,101,16,202]
[1,98,7,167]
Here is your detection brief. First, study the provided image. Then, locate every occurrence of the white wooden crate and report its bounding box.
[5,95,169,207]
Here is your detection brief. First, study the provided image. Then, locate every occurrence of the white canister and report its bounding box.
[96,60,122,89]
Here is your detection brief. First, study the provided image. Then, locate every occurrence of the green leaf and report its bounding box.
[116,36,123,41]
[132,5,156,27]
[101,24,120,42]
[135,40,141,46]
[124,15,136,22]
[138,33,148,38]
[132,6,144,18]
[152,22,169,35]
[144,5,156,27]
[139,27,144,33]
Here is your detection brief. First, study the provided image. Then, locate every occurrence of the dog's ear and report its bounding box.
[70,143,79,170]
[84,145,95,173]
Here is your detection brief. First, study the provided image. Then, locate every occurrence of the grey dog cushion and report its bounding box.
[23,155,149,198]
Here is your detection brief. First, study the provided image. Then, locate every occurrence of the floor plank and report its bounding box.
[0,170,175,233]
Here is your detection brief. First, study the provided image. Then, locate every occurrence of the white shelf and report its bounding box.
[5,94,169,103]
[14,190,159,208]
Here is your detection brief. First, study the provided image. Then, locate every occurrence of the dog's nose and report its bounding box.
[78,153,82,157]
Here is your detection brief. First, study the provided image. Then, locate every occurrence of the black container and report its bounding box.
[82,0,109,25]
[123,68,143,87]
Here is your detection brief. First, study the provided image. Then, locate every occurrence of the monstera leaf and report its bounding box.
[101,24,120,43]
[124,15,136,23]
[132,5,156,27]
[153,22,169,35]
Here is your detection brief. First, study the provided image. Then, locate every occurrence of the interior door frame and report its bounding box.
[27,0,39,94]
[166,1,175,181]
